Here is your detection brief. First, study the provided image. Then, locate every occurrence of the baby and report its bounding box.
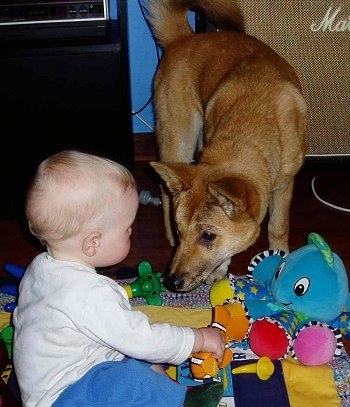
[13,150,225,407]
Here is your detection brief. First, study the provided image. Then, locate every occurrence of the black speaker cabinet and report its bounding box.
[0,3,133,218]
[197,1,350,158]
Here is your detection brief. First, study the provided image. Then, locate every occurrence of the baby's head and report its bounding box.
[26,150,138,266]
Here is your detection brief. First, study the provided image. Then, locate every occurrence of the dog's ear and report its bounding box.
[208,177,259,218]
[150,161,195,193]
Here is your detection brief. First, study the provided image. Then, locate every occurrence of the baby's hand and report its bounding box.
[192,327,226,362]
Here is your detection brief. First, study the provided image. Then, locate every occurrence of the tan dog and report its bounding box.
[145,0,308,292]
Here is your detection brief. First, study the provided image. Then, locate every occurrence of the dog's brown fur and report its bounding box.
[145,0,308,291]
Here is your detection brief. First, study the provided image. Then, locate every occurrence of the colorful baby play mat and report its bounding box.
[1,273,350,406]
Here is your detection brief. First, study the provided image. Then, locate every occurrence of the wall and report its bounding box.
[119,1,195,133]
[127,1,159,133]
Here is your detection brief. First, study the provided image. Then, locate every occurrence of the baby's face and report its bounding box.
[95,187,139,268]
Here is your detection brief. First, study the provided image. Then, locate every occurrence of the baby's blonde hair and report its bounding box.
[25,150,137,245]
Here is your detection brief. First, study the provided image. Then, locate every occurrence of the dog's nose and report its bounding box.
[164,276,184,292]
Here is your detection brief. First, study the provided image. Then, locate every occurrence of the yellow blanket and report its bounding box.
[135,305,340,407]
[0,312,11,332]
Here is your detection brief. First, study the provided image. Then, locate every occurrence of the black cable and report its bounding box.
[132,0,161,116]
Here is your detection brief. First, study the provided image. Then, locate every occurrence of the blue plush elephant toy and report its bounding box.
[210,232,350,365]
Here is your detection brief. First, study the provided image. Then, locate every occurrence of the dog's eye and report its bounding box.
[202,231,216,241]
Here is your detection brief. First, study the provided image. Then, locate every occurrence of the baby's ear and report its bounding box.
[82,232,101,257]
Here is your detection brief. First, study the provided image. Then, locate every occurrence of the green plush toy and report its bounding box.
[184,382,224,407]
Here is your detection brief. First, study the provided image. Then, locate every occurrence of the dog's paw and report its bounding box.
[167,234,176,247]
[205,263,230,285]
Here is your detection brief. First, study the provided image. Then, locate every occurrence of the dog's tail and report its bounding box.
[143,0,244,49]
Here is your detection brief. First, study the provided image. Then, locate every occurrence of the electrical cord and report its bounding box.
[311,176,350,213]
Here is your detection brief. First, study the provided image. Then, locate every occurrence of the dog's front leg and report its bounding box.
[268,179,294,252]
[160,185,176,246]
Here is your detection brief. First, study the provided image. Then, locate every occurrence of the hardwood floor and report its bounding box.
[0,149,350,281]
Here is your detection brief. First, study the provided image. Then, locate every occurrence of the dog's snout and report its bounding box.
[164,276,184,292]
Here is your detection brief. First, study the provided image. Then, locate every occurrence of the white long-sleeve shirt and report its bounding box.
[13,252,194,407]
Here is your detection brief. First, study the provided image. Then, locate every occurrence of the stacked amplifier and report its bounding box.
[0,0,108,39]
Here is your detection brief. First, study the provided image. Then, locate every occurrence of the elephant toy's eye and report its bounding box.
[274,261,286,280]
[294,277,310,296]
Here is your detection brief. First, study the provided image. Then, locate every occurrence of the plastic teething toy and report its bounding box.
[232,356,274,380]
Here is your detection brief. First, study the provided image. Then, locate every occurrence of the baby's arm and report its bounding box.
[192,327,226,362]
